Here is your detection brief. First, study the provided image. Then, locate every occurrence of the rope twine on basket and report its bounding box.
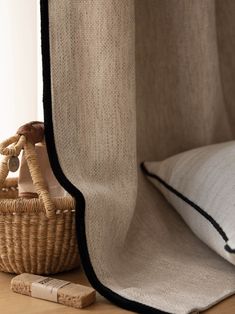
[0,122,56,219]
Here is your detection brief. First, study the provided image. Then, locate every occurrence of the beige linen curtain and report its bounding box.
[41,1,235,313]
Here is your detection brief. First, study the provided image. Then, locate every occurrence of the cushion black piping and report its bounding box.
[40,1,170,313]
[140,162,233,254]
[224,245,235,253]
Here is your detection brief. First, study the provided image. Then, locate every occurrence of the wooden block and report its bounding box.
[11,273,96,309]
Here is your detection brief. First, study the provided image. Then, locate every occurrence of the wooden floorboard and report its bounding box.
[0,268,234,313]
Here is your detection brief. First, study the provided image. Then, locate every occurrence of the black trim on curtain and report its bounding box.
[40,1,170,313]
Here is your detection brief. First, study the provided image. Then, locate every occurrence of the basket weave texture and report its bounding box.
[0,122,80,274]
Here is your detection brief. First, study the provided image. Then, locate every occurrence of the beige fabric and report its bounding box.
[47,1,235,313]
[144,141,235,266]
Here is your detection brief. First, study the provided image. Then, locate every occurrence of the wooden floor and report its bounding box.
[0,268,235,314]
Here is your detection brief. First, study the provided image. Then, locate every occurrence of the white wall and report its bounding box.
[0,0,39,140]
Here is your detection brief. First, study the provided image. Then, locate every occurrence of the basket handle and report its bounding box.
[0,122,56,219]
[0,134,25,187]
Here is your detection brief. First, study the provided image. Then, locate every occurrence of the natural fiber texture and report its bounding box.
[45,1,235,313]
[0,134,24,156]
[19,144,67,198]
[0,156,10,188]
[0,131,80,274]
[24,141,55,219]
[11,273,96,309]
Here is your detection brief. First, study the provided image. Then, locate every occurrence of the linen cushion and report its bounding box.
[142,141,235,265]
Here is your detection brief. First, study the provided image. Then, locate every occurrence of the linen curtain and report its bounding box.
[41,1,235,313]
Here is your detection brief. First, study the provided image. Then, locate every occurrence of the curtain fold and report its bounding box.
[41,1,235,313]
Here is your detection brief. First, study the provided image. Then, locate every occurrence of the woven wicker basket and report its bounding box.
[0,122,80,274]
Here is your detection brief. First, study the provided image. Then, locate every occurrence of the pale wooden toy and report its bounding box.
[11,273,96,309]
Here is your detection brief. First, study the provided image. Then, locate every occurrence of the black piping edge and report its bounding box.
[40,1,170,313]
[140,162,234,254]
[224,245,235,254]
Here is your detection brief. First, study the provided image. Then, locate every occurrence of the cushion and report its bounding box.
[141,141,235,265]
